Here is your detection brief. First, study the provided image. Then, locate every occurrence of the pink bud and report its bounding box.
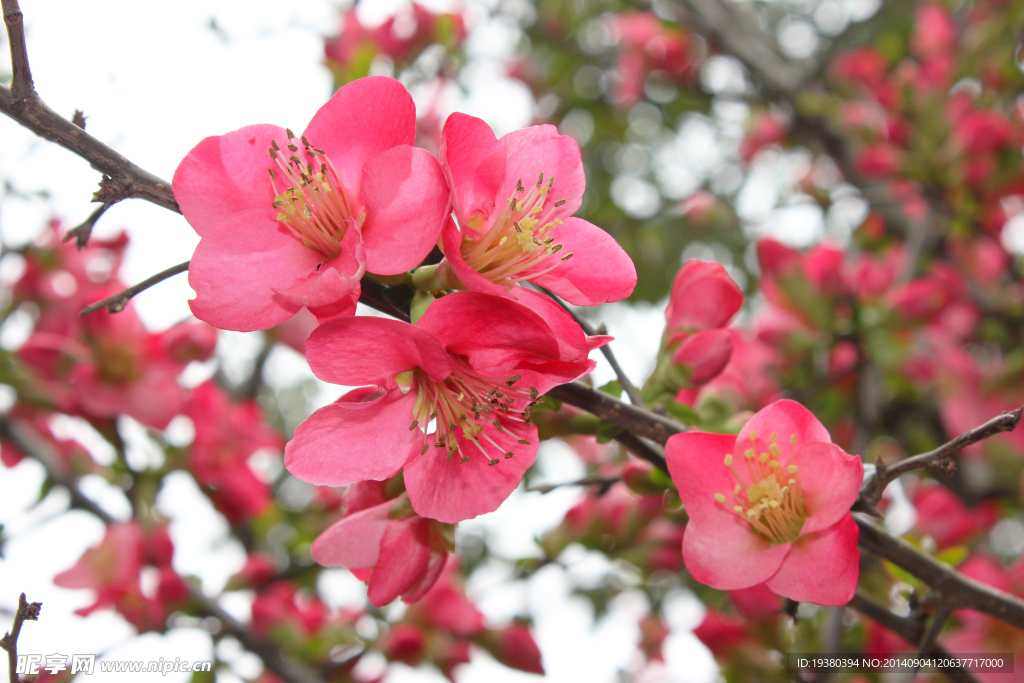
[496,623,544,675]
[160,320,218,364]
[666,260,743,333]
[383,624,426,666]
[671,329,734,384]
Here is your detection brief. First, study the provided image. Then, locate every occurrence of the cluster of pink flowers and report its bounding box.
[173,75,637,602]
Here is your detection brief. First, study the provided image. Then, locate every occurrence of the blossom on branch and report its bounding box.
[417,113,636,306]
[666,400,863,605]
[174,76,450,330]
[285,291,597,523]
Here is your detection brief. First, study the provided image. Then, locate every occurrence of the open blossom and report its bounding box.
[420,113,636,306]
[285,291,597,522]
[312,480,453,606]
[666,400,863,605]
[174,76,450,331]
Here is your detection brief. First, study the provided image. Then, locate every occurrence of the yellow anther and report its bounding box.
[714,493,727,504]
[724,454,733,466]
[770,460,780,469]
[790,434,798,445]
[788,465,798,474]
[759,452,769,463]
[745,449,756,459]
[734,505,743,513]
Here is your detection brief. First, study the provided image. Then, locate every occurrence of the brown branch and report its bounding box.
[0,418,323,683]
[856,517,1024,629]
[528,475,620,494]
[860,407,1023,507]
[63,202,112,249]
[79,261,190,315]
[847,592,978,683]
[547,382,685,446]
[0,0,178,214]
[1,593,41,683]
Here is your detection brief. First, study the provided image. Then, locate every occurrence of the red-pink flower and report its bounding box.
[186,381,282,523]
[285,291,597,522]
[312,481,452,607]
[423,113,636,306]
[663,260,744,386]
[53,522,168,631]
[173,76,451,331]
[666,400,863,605]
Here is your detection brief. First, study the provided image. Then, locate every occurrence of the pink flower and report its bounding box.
[53,522,168,631]
[173,76,451,331]
[422,113,636,306]
[740,113,787,162]
[186,381,282,523]
[666,400,863,605]
[311,481,452,606]
[911,4,957,60]
[855,143,903,178]
[285,291,597,522]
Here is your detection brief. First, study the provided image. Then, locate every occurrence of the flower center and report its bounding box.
[267,130,363,261]
[713,431,806,544]
[399,356,540,466]
[459,173,574,288]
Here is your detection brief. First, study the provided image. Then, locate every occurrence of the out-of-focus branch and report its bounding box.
[847,593,978,683]
[856,517,1024,629]
[665,0,919,241]
[79,261,190,315]
[0,418,324,683]
[528,475,619,494]
[0,593,41,683]
[0,0,178,213]
[859,407,1023,506]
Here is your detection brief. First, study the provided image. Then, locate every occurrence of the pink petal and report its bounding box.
[531,218,637,305]
[283,388,420,486]
[440,113,505,224]
[271,226,365,322]
[305,316,451,387]
[766,515,859,605]
[665,431,739,523]
[510,288,595,362]
[794,442,864,535]
[666,260,744,332]
[405,421,538,523]
[310,501,391,568]
[671,329,734,384]
[683,512,792,590]
[401,549,448,603]
[361,145,451,275]
[302,76,416,200]
[438,217,509,296]
[737,399,832,462]
[499,125,585,218]
[367,518,431,606]
[416,292,559,374]
[188,221,321,331]
[173,124,286,236]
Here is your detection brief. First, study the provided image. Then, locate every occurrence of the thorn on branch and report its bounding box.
[79,260,190,315]
[63,201,111,249]
[71,109,86,129]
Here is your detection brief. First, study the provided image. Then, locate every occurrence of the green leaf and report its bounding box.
[598,380,623,399]
[665,401,702,426]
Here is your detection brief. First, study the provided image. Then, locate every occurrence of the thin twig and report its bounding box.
[0,418,323,683]
[916,604,952,671]
[528,476,619,494]
[0,0,177,215]
[1,0,33,105]
[847,592,978,683]
[856,517,1024,629]
[1,593,41,683]
[535,286,646,408]
[79,260,190,315]
[63,201,113,249]
[859,407,1023,506]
